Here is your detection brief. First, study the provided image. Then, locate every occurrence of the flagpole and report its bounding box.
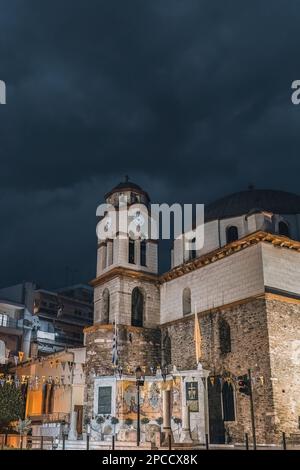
[194,303,200,365]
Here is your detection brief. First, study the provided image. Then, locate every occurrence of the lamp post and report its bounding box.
[161,365,168,382]
[135,366,145,447]
[61,420,68,451]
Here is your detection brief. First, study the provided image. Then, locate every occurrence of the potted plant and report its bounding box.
[125,418,133,428]
[156,417,163,426]
[84,416,91,436]
[111,416,119,436]
[96,415,105,440]
[140,417,150,442]
[172,416,182,440]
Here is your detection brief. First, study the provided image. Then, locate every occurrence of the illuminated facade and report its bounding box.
[85,182,300,446]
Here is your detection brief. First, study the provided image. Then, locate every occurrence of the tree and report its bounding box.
[0,383,25,431]
[15,418,32,436]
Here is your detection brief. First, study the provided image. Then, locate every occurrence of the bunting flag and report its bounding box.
[194,304,201,363]
[18,351,24,362]
[112,312,119,367]
[14,356,19,366]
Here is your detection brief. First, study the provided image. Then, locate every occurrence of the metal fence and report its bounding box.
[0,434,54,450]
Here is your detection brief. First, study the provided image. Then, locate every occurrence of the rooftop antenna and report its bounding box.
[124,174,129,183]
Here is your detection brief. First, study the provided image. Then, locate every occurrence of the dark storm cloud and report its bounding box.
[0,0,300,286]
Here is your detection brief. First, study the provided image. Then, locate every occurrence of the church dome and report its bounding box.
[105,178,150,201]
[205,189,300,222]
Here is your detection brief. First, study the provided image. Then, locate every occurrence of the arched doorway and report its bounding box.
[208,377,225,444]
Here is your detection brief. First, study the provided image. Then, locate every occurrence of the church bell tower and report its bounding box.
[92,178,160,328]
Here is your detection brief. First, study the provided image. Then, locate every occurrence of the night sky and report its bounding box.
[0,1,300,288]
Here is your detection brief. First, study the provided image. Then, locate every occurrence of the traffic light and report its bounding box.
[238,374,251,396]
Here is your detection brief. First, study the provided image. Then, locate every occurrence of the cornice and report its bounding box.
[160,290,300,328]
[90,266,159,288]
[84,322,160,334]
[90,231,300,287]
[160,231,300,283]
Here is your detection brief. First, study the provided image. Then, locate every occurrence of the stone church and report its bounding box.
[84,181,300,445]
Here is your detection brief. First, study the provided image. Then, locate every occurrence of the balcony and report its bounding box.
[0,315,23,335]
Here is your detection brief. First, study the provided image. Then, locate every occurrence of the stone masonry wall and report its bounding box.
[266,297,300,440]
[94,275,160,327]
[84,324,161,422]
[162,296,277,444]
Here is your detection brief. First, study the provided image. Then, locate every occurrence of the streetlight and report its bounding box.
[161,365,168,382]
[135,366,145,447]
[61,420,68,450]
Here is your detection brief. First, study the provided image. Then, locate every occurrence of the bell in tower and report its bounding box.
[92,178,160,327]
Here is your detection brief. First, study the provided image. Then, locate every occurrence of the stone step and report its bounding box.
[56,440,151,450]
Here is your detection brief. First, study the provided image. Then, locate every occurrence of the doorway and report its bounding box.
[74,405,83,436]
[208,376,225,444]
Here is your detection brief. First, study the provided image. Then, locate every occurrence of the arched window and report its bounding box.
[226,226,239,244]
[102,288,110,323]
[128,239,135,264]
[182,287,191,315]
[188,237,197,260]
[131,287,144,327]
[222,381,235,421]
[278,221,290,238]
[140,240,147,267]
[219,318,231,354]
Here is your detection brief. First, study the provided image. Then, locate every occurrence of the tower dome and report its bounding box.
[104,176,150,204]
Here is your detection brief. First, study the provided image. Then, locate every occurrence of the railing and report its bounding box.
[0,434,54,450]
[0,316,22,330]
[28,412,70,424]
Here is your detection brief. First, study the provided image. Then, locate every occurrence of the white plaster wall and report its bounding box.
[160,244,265,324]
[261,243,300,295]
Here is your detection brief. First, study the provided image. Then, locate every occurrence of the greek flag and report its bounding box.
[112,317,118,366]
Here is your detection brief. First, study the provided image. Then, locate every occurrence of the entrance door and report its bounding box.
[74,405,83,436]
[208,377,225,444]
